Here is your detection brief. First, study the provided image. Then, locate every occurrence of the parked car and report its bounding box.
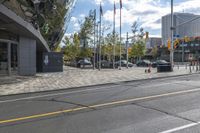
[152,60,170,68]
[101,60,113,68]
[77,59,92,68]
[95,60,114,68]
[136,60,151,67]
[115,60,134,67]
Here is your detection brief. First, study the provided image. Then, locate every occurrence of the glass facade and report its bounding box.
[0,42,8,75]
[0,41,18,75]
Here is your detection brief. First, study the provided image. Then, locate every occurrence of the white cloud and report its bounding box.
[79,14,86,18]
[102,0,200,36]
[68,0,200,37]
[70,17,77,22]
[69,16,80,32]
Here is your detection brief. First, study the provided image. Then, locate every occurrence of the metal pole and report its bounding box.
[93,10,96,70]
[97,23,99,66]
[99,15,102,71]
[126,32,129,68]
[170,0,174,70]
[113,1,116,69]
[119,2,122,70]
[182,43,184,63]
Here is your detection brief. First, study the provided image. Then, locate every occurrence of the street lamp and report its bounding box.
[170,0,174,70]
[126,32,129,68]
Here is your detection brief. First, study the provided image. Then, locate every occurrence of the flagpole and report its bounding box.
[97,22,99,68]
[99,3,102,71]
[113,1,116,69]
[93,9,96,70]
[119,0,122,70]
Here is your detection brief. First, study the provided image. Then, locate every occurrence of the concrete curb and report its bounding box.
[0,72,199,97]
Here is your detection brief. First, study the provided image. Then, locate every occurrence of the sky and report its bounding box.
[66,0,200,38]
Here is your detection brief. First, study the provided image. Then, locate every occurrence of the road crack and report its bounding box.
[132,102,198,124]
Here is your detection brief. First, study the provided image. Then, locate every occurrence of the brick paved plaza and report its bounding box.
[0,66,198,96]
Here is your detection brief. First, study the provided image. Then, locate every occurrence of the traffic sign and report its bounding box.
[180,44,187,47]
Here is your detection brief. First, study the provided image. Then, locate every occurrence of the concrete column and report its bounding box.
[18,36,36,76]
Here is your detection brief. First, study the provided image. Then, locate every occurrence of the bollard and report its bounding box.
[193,61,195,70]
[199,62,200,71]
[190,64,192,73]
[196,62,198,72]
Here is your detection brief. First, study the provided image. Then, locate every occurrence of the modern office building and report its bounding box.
[162,13,200,45]
[162,13,200,61]
[0,0,76,76]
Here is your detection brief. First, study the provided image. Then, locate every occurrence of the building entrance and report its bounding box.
[0,40,18,76]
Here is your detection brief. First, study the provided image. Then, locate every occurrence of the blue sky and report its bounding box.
[66,0,200,38]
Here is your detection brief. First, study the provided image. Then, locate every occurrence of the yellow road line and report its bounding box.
[0,107,87,124]
[1,87,200,125]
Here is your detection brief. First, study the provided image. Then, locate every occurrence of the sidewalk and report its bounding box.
[0,66,198,96]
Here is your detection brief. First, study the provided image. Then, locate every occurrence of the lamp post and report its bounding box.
[126,32,129,68]
[170,0,174,70]
[93,9,96,70]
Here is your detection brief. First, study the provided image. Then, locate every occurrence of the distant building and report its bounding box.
[162,13,200,46]
[162,13,200,62]
[146,37,162,49]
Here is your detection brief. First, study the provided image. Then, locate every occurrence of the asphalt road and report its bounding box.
[1,74,200,133]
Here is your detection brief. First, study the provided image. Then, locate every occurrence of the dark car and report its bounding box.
[96,60,113,68]
[152,60,169,68]
[136,60,151,67]
[155,60,172,72]
[115,60,134,67]
[100,60,113,68]
[77,59,92,68]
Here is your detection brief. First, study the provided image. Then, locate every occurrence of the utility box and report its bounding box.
[37,52,63,72]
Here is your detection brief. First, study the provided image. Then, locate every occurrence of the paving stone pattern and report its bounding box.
[0,66,198,96]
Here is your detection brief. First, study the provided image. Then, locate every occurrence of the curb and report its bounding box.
[0,72,199,98]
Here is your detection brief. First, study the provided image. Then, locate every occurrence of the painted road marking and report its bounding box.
[1,87,200,124]
[160,122,200,133]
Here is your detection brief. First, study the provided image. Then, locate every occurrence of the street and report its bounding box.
[1,74,200,133]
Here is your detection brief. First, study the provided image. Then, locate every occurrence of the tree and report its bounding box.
[79,10,95,48]
[78,10,95,60]
[151,46,158,59]
[131,21,145,43]
[130,40,146,61]
[54,44,62,52]
[103,32,123,60]
[63,35,80,62]
[79,47,93,58]
[130,21,146,61]
[130,44,138,58]
[137,40,145,59]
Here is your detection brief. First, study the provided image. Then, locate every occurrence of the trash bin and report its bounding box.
[157,64,173,72]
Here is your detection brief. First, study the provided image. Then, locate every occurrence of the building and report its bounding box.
[0,0,76,76]
[162,13,200,62]
[146,37,162,49]
[162,13,200,45]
